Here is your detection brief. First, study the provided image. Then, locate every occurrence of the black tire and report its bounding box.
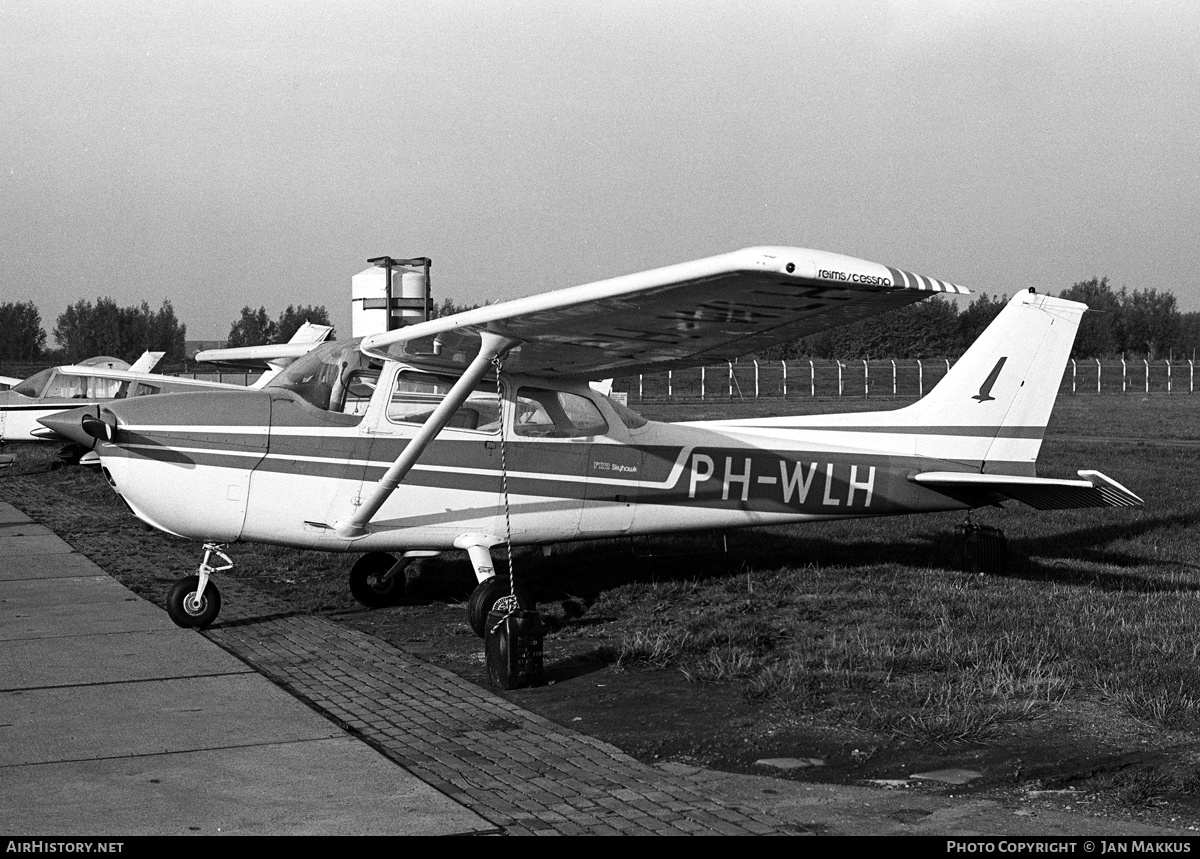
[166,575,222,629]
[467,576,533,638]
[348,552,405,607]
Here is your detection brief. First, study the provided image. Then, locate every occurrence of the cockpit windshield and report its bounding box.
[265,340,382,414]
[12,368,53,398]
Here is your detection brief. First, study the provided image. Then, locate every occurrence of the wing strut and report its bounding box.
[334,331,520,539]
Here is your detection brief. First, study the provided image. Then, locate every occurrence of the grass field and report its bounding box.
[573,397,1200,739]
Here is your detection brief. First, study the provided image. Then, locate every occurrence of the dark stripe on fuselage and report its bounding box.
[711,424,1045,438]
[102,431,985,516]
[0,402,98,411]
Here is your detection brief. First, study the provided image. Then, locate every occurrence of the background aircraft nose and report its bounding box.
[36,406,100,448]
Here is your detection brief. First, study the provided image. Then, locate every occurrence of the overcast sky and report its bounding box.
[2,0,1197,342]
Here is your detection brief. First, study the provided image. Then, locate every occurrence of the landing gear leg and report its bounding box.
[462,544,531,638]
[166,543,231,629]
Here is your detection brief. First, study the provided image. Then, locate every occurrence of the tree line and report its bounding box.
[225,305,336,348]
[762,278,1199,362]
[0,298,188,365]
[0,300,338,366]
[1,279,1194,366]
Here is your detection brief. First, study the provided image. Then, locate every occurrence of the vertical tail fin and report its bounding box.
[128,351,165,373]
[900,290,1086,473]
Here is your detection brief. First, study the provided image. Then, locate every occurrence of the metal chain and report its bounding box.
[492,356,516,599]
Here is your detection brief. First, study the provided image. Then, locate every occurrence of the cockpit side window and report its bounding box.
[42,372,87,399]
[340,370,380,416]
[388,371,500,432]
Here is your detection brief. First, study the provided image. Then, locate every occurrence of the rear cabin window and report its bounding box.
[388,372,500,432]
[514,388,608,438]
[605,395,648,429]
[87,376,124,399]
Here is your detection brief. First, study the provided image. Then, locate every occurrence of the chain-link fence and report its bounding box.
[6,357,1195,401]
[613,358,1200,403]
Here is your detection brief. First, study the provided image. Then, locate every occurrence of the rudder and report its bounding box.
[898,290,1086,473]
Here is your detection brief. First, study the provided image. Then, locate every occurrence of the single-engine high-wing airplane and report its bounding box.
[50,246,1141,634]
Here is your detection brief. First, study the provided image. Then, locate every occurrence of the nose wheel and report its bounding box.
[166,543,231,629]
[166,575,222,628]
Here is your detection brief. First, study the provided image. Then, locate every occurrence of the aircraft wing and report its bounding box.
[195,341,325,367]
[911,470,1144,510]
[360,246,969,379]
[195,322,335,368]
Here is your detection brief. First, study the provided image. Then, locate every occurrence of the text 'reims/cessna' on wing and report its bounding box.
[43,246,1140,635]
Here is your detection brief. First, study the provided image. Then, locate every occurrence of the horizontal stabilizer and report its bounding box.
[911,470,1143,510]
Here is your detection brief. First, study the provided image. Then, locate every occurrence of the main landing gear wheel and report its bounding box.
[166,575,222,629]
[467,576,533,638]
[348,552,406,607]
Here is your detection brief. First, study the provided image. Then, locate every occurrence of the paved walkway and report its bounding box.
[0,500,790,835]
[199,587,788,834]
[0,502,492,835]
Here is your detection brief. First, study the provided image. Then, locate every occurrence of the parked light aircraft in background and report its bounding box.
[45,247,1142,634]
[5,324,332,450]
[2,351,178,444]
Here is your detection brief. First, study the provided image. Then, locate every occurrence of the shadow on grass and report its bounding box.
[542,650,614,683]
[399,505,1200,608]
[1005,510,1200,592]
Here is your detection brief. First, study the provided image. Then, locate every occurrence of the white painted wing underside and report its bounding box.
[360,246,970,380]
